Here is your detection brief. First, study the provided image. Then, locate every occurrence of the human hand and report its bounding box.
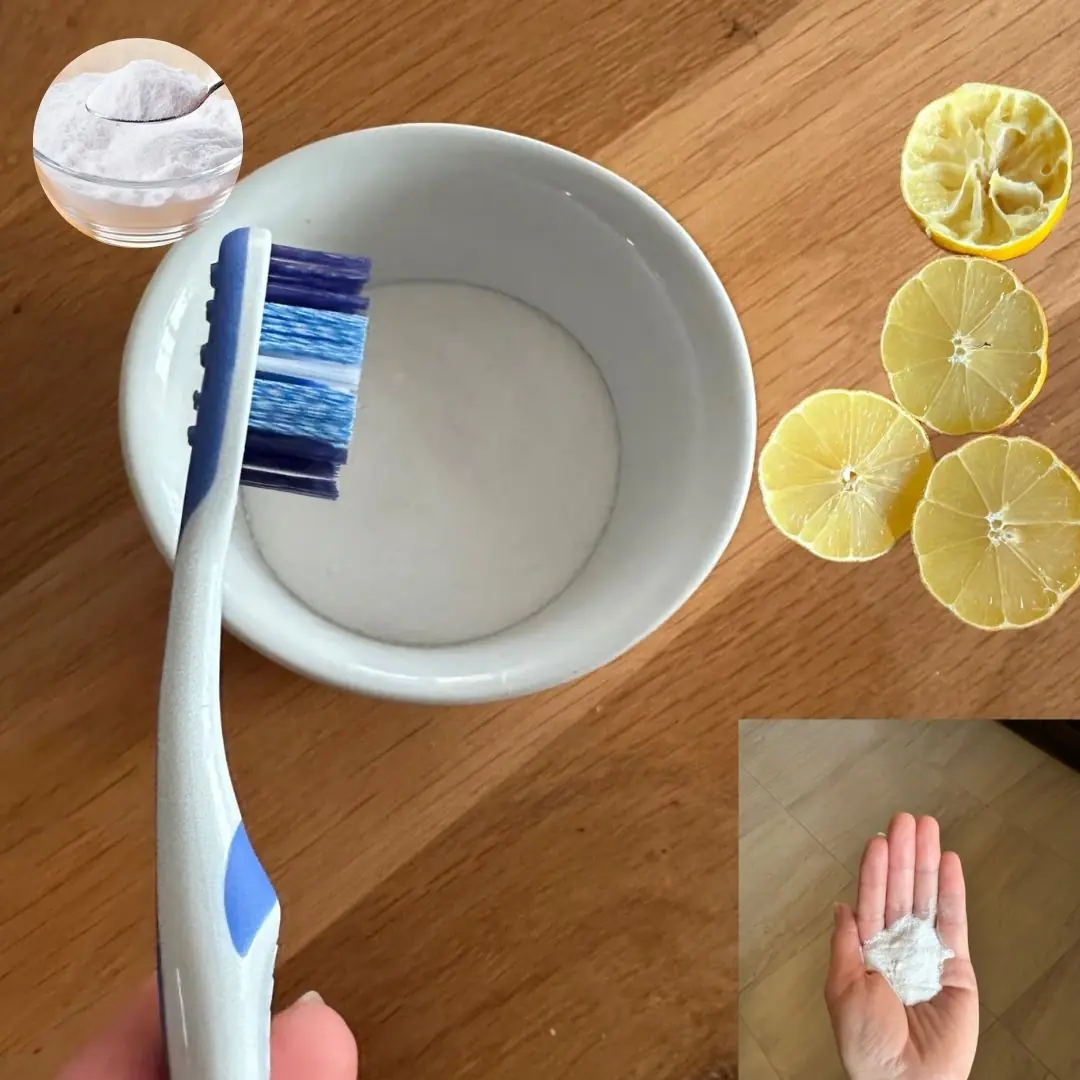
[56,978,358,1080]
[824,813,979,1080]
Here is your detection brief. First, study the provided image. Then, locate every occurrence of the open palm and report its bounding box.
[824,813,979,1080]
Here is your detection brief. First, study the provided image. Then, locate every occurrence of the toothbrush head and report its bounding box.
[191,228,371,506]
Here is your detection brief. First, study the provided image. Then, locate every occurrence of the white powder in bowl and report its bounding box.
[243,281,621,647]
[34,61,241,207]
[862,914,955,1006]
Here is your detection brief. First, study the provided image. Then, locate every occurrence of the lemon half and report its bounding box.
[759,389,934,562]
[881,256,1047,435]
[902,83,1072,260]
[912,435,1080,629]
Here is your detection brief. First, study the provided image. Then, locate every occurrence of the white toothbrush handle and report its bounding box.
[158,225,276,1080]
[157,502,279,1080]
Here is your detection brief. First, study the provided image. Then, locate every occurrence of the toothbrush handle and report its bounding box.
[157,499,279,1080]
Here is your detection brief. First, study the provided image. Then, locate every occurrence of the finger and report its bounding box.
[57,981,358,1080]
[55,977,165,1080]
[936,851,971,961]
[912,815,941,919]
[855,835,888,941]
[273,993,358,1080]
[825,903,866,1006]
[884,812,916,927]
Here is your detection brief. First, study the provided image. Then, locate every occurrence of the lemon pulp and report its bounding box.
[881,256,1047,435]
[759,389,934,562]
[912,435,1080,629]
[901,83,1072,260]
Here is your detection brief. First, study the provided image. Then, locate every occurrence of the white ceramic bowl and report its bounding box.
[121,123,755,704]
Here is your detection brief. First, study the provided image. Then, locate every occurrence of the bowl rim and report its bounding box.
[120,121,756,703]
[33,145,243,189]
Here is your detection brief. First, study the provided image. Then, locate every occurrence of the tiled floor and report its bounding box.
[739,720,1080,1080]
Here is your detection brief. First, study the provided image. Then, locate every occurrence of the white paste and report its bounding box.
[33,62,241,206]
[863,914,955,1006]
[243,281,621,647]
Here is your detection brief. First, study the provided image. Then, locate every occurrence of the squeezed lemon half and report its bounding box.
[901,83,1072,260]
[881,256,1047,435]
[912,435,1080,629]
[759,389,934,562]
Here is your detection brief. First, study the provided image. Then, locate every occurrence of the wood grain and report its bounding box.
[0,0,1076,1075]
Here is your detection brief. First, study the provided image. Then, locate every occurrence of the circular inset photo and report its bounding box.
[32,38,242,248]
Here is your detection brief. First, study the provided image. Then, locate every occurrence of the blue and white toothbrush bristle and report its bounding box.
[194,239,370,500]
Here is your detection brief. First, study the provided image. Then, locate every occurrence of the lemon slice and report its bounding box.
[912,435,1080,629]
[881,256,1048,435]
[759,389,934,562]
[901,83,1072,260]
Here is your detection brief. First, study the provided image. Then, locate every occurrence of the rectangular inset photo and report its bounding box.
[739,719,1080,1080]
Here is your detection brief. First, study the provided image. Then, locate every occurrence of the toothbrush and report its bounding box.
[156,226,370,1080]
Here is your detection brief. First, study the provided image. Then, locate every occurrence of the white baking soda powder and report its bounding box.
[33,60,241,206]
[86,59,209,122]
[243,281,621,647]
[863,914,955,1006]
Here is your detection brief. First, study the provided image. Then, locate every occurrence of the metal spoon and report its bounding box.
[86,79,226,124]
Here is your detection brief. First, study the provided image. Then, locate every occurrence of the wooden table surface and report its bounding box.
[1,0,1077,1076]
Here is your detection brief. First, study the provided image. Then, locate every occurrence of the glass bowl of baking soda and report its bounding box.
[33,45,243,248]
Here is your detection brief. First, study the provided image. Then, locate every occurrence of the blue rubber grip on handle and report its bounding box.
[223,822,278,957]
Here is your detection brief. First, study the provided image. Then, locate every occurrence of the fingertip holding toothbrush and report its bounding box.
[157,226,369,1079]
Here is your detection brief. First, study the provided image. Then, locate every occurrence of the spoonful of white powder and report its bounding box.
[862,914,955,1006]
[85,59,224,123]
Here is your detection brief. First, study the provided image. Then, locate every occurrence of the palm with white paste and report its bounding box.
[825,813,980,1080]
